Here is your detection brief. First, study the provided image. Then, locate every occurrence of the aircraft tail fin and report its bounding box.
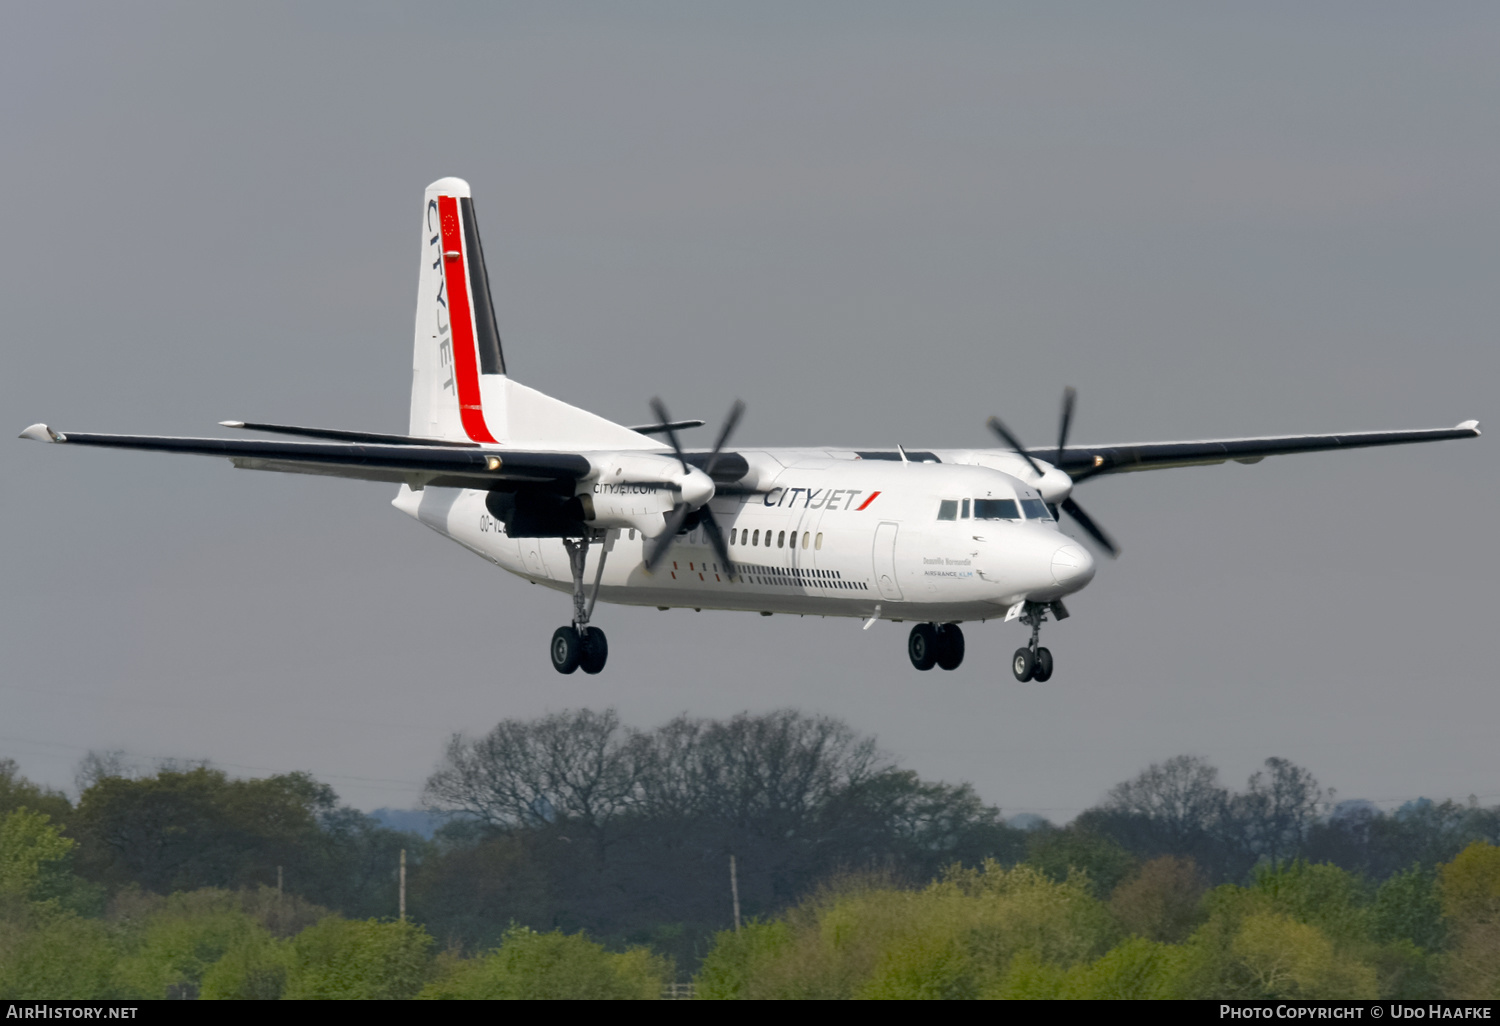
[410,177,503,442]
[410,178,655,451]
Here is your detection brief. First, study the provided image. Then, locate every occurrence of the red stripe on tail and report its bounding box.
[437,196,497,444]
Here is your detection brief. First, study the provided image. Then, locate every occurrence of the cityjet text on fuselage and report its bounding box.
[761,487,881,511]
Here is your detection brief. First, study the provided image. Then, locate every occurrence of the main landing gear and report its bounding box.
[551,532,610,675]
[908,623,965,671]
[1012,601,1061,682]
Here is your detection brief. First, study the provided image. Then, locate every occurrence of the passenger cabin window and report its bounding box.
[753,529,760,545]
[777,531,785,548]
[815,533,823,550]
[961,499,970,519]
[973,498,1021,520]
[937,500,959,521]
[1021,498,1053,520]
[802,531,810,549]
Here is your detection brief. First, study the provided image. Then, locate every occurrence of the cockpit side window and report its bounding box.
[960,499,970,519]
[973,498,1020,520]
[937,500,959,521]
[1020,498,1053,520]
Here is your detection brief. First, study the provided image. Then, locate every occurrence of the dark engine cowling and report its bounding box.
[484,488,589,538]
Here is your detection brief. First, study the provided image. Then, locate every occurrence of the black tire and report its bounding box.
[550,626,581,674]
[908,623,939,671]
[578,626,609,675]
[935,623,965,671]
[1012,647,1035,682]
[1032,646,1053,682]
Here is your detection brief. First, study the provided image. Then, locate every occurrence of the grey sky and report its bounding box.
[3,2,1496,819]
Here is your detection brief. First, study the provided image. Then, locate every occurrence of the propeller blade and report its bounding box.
[649,397,690,476]
[1060,496,1119,558]
[986,415,1046,477]
[645,503,693,571]
[703,399,744,479]
[699,508,737,579]
[1056,386,1076,468]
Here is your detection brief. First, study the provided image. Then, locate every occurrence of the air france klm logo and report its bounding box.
[762,488,881,511]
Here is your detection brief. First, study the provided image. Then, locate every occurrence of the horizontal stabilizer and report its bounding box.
[221,420,479,447]
[625,419,706,436]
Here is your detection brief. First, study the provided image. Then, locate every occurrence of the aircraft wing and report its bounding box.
[1033,420,1481,482]
[17,425,590,488]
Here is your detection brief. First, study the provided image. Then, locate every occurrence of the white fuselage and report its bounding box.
[393,447,1096,623]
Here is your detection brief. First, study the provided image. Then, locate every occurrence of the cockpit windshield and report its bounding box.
[1020,498,1053,521]
[973,498,1020,520]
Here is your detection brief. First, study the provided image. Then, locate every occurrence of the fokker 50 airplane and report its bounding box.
[20,178,1481,680]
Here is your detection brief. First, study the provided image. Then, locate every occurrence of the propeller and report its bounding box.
[644,398,745,577]
[987,388,1119,558]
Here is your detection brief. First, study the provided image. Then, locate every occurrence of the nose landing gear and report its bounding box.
[551,532,611,675]
[1012,601,1060,682]
[908,622,965,671]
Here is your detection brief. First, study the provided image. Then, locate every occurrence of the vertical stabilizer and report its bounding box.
[409,178,659,452]
[410,177,505,442]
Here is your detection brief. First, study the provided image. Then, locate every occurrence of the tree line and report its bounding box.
[2,708,1498,998]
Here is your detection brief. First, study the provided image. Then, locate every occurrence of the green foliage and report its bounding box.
[1439,840,1500,926]
[0,809,74,900]
[1025,827,1139,897]
[1438,841,1500,999]
[1173,908,1378,999]
[73,767,326,893]
[282,916,433,1000]
[199,932,290,1000]
[1373,865,1445,950]
[694,862,1118,999]
[420,924,670,999]
[0,760,71,826]
[942,861,1120,972]
[1244,860,1373,946]
[1109,856,1209,943]
[858,925,977,1000]
[71,766,419,920]
[111,889,275,999]
[693,920,795,999]
[987,938,1187,999]
[0,898,120,999]
[1063,937,1187,999]
[986,950,1068,999]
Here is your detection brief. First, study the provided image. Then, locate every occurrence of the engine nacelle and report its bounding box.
[577,452,715,537]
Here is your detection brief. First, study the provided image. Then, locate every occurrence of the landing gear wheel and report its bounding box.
[908,623,939,671]
[550,626,581,674]
[1012,647,1035,682]
[1031,646,1053,682]
[935,623,965,671]
[578,626,609,675]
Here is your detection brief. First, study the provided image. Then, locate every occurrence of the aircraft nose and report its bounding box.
[1051,543,1095,588]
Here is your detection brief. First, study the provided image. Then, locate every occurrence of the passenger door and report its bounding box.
[872,521,903,600]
